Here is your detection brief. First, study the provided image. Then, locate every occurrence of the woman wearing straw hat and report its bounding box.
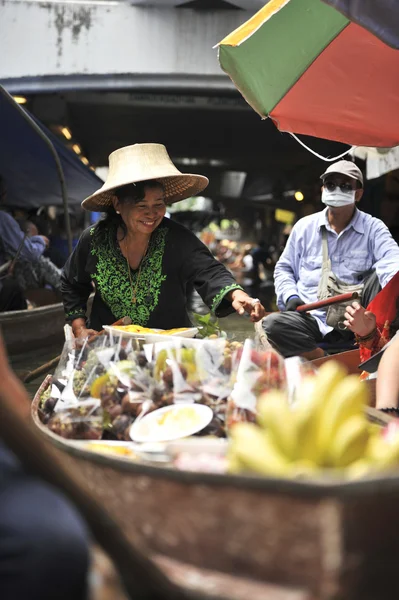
[61,144,265,337]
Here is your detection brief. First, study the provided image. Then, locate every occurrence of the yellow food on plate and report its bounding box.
[85,443,137,458]
[112,324,191,335]
[156,407,202,433]
[159,327,191,335]
[137,406,202,439]
[113,325,156,334]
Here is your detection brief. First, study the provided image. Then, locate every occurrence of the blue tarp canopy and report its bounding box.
[322,0,399,49]
[0,88,102,209]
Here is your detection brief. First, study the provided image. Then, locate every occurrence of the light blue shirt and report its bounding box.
[0,211,46,266]
[274,207,399,335]
[0,211,46,292]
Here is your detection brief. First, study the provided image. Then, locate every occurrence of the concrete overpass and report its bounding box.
[0,0,349,227]
[1,0,260,94]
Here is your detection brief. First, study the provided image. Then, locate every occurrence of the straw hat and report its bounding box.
[82,143,209,211]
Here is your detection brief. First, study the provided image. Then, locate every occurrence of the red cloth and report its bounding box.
[359,271,399,363]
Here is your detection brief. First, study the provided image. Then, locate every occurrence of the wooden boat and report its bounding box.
[31,377,399,600]
[0,290,65,355]
[1,291,94,356]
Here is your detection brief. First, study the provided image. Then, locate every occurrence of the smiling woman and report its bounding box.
[61,143,265,337]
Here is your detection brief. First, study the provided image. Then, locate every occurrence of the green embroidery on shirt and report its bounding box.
[211,284,243,313]
[66,308,86,318]
[90,225,167,326]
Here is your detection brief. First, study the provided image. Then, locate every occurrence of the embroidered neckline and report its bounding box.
[90,224,167,325]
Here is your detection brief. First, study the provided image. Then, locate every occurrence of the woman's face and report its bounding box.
[114,185,167,236]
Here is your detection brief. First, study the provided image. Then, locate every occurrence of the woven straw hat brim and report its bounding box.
[82,174,209,211]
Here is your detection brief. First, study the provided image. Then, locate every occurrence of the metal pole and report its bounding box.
[0,85,73,254]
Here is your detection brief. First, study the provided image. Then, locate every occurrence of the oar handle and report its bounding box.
[296,292,359,313]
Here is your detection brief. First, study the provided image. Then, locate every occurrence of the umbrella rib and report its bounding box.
[288,132,354,162]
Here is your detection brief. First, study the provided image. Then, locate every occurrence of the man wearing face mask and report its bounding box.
[262,160,399,359]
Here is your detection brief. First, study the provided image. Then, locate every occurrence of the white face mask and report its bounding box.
[321,188,356,208]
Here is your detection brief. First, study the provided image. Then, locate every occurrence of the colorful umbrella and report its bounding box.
[218,0,399,148]
[323,0,399,49]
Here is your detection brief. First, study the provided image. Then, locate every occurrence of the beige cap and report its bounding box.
[320,160,363,187]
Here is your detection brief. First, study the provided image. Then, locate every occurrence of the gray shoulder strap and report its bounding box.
[321,226,329,268]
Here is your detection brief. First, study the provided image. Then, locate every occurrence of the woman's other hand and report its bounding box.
[344,301,376,336]
[228,290,266,322]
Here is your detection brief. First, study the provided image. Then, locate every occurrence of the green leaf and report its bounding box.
[191,311,227,339]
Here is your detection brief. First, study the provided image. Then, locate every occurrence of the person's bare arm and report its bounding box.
[0,334,31,419]
[376,335,399,409]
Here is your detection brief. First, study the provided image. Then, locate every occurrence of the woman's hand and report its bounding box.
[75,327,99,340]
[228,289,266,322]
[343,301,376,337]
[72,318,98,340]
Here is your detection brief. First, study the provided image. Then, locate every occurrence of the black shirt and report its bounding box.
[61,217,243,330]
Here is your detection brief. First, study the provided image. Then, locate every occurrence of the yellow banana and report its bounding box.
[368,422,381,437]
[229,422,292,477]
[292,459,319,478]
[293,375,325,462]
[293,363,350,464]
[317,375,369,461]
[327,415,369,467]
[293,374,319,411]
[295,361,346,409]
[227,452,244,474]
[314,360,348,399]
[345,458,374,480]
[257,391,298,459]
[366,435,399,470]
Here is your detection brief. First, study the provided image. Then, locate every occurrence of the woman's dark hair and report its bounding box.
[94,180,164,240]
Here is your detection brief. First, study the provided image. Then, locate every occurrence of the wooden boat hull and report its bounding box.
[32,378,399,600]
[0,302,65,355]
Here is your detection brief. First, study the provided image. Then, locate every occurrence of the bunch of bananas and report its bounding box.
[228,361,399,479]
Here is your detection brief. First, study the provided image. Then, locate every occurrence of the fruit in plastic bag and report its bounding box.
[47,402,103,440]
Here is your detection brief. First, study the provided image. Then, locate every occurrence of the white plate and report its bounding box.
[103,325,198,341]
[129,403,213,443]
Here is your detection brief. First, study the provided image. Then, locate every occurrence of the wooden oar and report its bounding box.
[23,316,132,384]
[296,292,359,313]
[0,334,189,600]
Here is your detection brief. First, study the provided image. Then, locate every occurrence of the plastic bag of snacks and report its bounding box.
[46,399,103,440]
[226,339,286,432]
[151,338,235,393]
[85,340,162,441]
[40,333,248,442]
[150,337,243,437]
[40,334,133,432]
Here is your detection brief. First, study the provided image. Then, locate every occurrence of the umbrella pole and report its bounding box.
[0,85,73,255]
